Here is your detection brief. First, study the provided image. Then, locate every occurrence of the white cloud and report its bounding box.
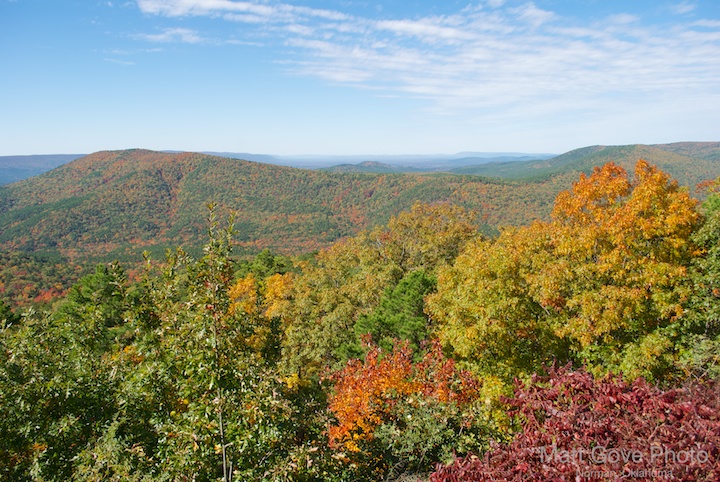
[104,58,136,65]
[223,12,271,24]
[375,19,476,43]
[136,0,348,22]
[510,2,556,28]
[670,1,697,15]
[693,19,720,28]
[136,27,204,43]
[134,0,720,123]
[606,13,639,25]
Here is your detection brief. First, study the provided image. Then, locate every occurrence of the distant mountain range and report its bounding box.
[0,151,554,185]
[0,154,84,185]
[0,142,718,264]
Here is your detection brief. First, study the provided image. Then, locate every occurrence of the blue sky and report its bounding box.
[1,0,719,155]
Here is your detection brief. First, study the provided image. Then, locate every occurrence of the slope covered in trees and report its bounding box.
[452,142,720,186]
[0,149,568,260]
[2,145,718,263]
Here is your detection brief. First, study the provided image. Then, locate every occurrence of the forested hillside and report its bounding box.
[2,145,720,308]
[0,149,570,258]
[452,142,720,184]
[1,160,719,481]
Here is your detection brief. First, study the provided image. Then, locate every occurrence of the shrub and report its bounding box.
[431,365,720,481]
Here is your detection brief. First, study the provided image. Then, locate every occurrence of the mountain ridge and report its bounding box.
[1,142,719,265]
[450,142,720,187]
[0,149,568,260]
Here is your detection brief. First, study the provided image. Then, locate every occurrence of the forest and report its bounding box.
[1,160,719,481]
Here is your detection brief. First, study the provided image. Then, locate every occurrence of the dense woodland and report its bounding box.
[2,159,720,480]
[3,145,720,309]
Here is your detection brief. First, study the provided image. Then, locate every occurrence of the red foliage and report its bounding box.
[327,339,479,452]
[431,365,720,481]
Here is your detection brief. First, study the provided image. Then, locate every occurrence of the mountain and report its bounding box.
[0,149,570,262]
[0,151,555,183]
[1,143,719,307]
[654,141,720,160]
[1,143,718,266]
[322,161,419,173]
[270,152,554,170]
[450,143,720,188]
[324,155,553,173]
[0,154,85,185]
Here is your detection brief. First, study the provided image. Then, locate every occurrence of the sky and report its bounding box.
[1,0,719,156]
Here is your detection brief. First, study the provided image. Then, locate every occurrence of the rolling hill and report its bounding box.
[450,142,720,188]
[322,161,404,173]
[0,149,570,262]
[2,144,719,264]
[1,143,719,307]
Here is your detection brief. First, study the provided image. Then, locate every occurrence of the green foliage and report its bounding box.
[0,263,130,480]
[680,192,720,380]
[0,300,19,327]
[111,208,298,481]
[5,160,720,480]
[0,208,333,481]
[350,269,436,357]
[280,202,478,379]
[235,248,294,280]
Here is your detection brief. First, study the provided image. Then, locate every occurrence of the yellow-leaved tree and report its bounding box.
[427,161,700,384]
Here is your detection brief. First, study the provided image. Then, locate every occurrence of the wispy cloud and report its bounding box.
[670,1,697,15]
[104,58,136,66]
[134,0,720,120]
[135,27,204,43]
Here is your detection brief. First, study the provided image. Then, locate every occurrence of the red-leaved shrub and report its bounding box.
[431,365,720,481]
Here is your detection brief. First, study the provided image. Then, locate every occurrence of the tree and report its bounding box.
[0,263,130,480]
[113,208,299,481]
[426,225,568,383]
[681,188,720,380]
[327,339,490,480]
[428,161,701,383]
[280,202,477,379]
[68,207,310,481]
[347,269,436,359]
[0,299,20,327]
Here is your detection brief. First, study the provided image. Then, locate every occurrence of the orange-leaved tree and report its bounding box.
[428,160,701,384]
[326,339,492,479]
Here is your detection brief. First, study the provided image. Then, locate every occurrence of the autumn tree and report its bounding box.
[428,161,701,384]
[70,208,316,481]
[280,202,478,379]
[327,339,493,480]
